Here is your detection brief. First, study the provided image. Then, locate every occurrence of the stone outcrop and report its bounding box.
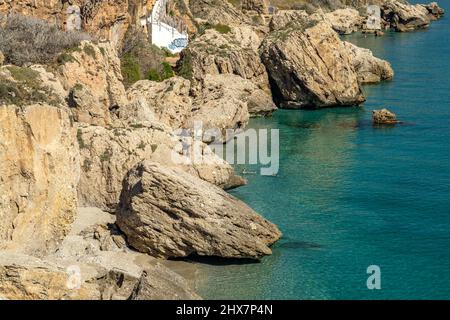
[344,41,394,84]
[197,74,277,117]
[189,0,252,26]
[0,208,200,300]
[325,8,364,35]
[0,64,66,107]
[241,0,270,14]
[59,41,127,127]
[381,1,431,32]
[178,27,270,93]
[261,20,365,108]
[0,104,79,256]
[268,10,310,32]
[125,75,274,142]
[373,108,399,124]
[0,51,4,66]
[129,265,201,300]
[77,125,244,212]
[421,2,445,20]
[124,77,193,130]
[116,161,282,260]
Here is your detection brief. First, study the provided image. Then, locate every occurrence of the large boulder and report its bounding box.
[260,20,365,108]
[123,77,193,130]
[269,10,310,32]
[373,108,399,124]
[381,1,431,32]
[77,125,245,212]
[58,41,127,127]
[420,2,445,20]
[344,41,394,84]
[0,104,79,256]
[0,250,200,300]
[116,161,281,260]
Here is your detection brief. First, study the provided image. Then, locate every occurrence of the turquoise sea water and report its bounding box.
[196,2,450,299]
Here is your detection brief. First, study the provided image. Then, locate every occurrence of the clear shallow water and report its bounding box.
[196,3,450,299]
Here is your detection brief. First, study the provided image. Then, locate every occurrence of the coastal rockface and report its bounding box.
[0,0,444,299]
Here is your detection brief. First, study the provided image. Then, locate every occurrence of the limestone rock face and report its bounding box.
[24,207,201,300]
[0,252,101,300]
[421,2,445,20]
[269,10,310,32]
[179,27,270,93]
[0,104,79,256]
[77,125,244,212]
[261,21,365,108]
[195,74,276,118]
[0,51,4,66]
[344,41,394,84]
[124,77,193,130]
[241,0,270,14]
[0,64,66,107]
[58,41,127,127]
[116,161,282,260]
[129,265,201,300]
[373,108,398,124]
[189,0,252,26]
[381,1,431,32]
[325,8,363,34]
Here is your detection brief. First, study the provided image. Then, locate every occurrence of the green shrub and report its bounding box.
[213,24,232,34]
[176,50,193,80]
[121,54,142,87]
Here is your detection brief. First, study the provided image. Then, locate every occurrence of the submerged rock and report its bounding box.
[260,20,365,108]
[373,108,399,124]
[116,161,281,260]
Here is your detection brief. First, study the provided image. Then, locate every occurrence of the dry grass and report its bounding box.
[0,13,91,66]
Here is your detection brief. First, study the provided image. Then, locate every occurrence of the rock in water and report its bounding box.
[381,1,431,32]
[343,41,394,84]
[421,2,445,20]
[260,20,365,108]
[116,161,281,259]
[373,109,399,124]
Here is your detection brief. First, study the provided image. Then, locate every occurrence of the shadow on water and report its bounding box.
[275,239,323,250]
[171,254,261,266]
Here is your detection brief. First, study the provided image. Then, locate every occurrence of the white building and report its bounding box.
[148,0,189,54]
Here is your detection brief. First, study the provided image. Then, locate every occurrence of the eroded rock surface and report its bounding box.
[77,125,244,212]
[344,41,394,84]
[0,104,79,256]
[261,20,365,108]
[116,161,281,259]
